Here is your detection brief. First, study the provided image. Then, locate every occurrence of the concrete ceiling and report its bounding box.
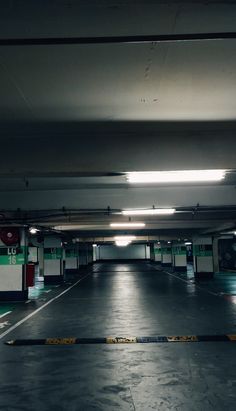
[0,0,236,240]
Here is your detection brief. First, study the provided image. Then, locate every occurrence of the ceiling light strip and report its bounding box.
[122,209,175,215]
[127,170,226,183]
[110,223,145,228]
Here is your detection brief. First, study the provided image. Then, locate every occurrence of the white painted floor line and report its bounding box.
[0,311,12,319]
[164,270,219,297]
[0,272,91,341]
[45,290,51,293]
[147,264,220,297]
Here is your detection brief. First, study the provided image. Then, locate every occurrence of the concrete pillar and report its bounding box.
[145,244,151,260]
[96,245,101,261]
[28,234,44,280]
[172,244,187,272]
[79,243,89,267]
[93,245,97,262]
[44,236,64,284]
[38,247,44,280]
[161,243,172,267]
[217,236,236,272]
[193,237,214,279]
[150,243,155,261]
[154,243,162,263]
[78,243,94,266]
[0,227,28,301]
[65,245,79,274]
[87,244,93,264]
[212,237,219,273]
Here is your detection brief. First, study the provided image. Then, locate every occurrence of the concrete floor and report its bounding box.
[0,261,236,410]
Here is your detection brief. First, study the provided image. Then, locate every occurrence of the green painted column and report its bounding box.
[65,246,79,273]
[172,244,187,272]
[154,243,162,263]
[44,236,64,284]
[0,228,28,301]
[161,243,172,267]
[193,237,214,279]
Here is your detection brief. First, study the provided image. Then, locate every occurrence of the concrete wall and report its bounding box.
[98,244,150,260]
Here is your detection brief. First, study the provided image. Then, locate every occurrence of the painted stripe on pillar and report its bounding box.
[193,245,213,257]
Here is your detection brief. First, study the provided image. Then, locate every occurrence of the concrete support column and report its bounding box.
[96,245,101,261]
[218,237,236,272]
[161,243,172,267]
[0,227,28,301]
[145,244,151,260]
[193,237,214,279]
[79,243,89,267]
[87,244,93,264]
[38,247,44,280]
[44,236,64,284]
[172,244,187,272]
[154,243,162,264]
[93,244,97,262]
[78,243,94,266]
[150,243,155,261]
[28,234,44,280]
[212,237,219,273]
[65,245,79,274]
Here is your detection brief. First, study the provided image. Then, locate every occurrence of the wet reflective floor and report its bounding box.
[1,261,236,410]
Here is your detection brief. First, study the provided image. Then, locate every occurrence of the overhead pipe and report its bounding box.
[0,32,236,47]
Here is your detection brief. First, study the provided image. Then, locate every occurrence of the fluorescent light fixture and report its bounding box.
[122,208,175,215]
[114,235,137,246]
[185,242,192,245]
[29,227,39,234]
[114,236,136,241]
[127,170,226,183]
[167,241,171,244]
[110,223,145,228]
[115,240,131,247]
[92,244,97,248]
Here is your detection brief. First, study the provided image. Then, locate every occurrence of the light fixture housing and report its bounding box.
[29,227,39,234]
[110,223,145,228]
[115,240,131,247]
[127,170,226,183]
[114,236,136,241]
[122,208,175,215]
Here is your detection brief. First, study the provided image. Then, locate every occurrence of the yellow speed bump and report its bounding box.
[167,335,198,342]
[106,337,137,344]
[46,338,77,345]
[227,335,236,341]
